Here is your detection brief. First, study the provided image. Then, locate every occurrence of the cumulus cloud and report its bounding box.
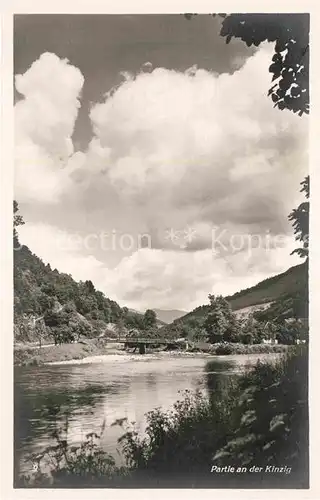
[15,46,308,310]
[15,52,84,203]
[18,223,106,284]
[84,44,307,246]
[106,239,301,310]
[18,223,301,310]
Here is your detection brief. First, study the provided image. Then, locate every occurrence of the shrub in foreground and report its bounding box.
[17,424,129,488]
[118,346,308,487]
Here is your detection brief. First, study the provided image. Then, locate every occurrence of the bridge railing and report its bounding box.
[117,338,178,344]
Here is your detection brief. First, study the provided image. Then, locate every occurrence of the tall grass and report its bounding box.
[116,347,308,487]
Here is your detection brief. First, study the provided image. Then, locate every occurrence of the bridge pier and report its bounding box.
[139,343,146,354]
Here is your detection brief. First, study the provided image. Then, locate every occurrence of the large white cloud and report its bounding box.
[15,52,84,203]
[17,222,107,285]
[18,223,301,311]
[106,241,301,310]
[15,47,308,310]
[85,44,307,245]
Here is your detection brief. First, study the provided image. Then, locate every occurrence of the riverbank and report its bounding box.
[197,342,288,355]
[14,338,289,366]
[13,338,118,366]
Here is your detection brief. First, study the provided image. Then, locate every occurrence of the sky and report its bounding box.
[14,14,308,312]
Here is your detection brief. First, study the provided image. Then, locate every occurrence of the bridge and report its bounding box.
[110,337,186,354]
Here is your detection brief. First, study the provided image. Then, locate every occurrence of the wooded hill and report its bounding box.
[14,241,151,343]
[163,262,308,339]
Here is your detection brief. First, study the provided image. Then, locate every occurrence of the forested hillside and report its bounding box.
[14,243,119,341]
[163,262,308,342]
[14,242,162,343]
[13,222,158,344]
[226,263,308,311]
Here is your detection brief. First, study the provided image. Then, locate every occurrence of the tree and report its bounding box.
[263,321,278,343]
[204,295,238,343]
[186,13,309,115]
[69,318,89,341]
[224,312,240,343]
[204,309,227,343]
[84,280,95,294]
[143,309,157,329]
[43,310,72,345]
[115,318,126,340]
[276,319,308,345]
[288,176,309,259]
[34,318,47,348]
[122,307,129,317]
[38,292,55,313]
[14,200,24,227]
[13,200,25,244]
[239,314,256,344]
[55,325,75,345]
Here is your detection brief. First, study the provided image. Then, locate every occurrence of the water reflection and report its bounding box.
[205,359,236,398]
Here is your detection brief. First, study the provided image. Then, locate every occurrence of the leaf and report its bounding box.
[268,84,277,96]
[269,414,286,432]
[212,449,231,460]
[240,410,257,427]
[263,440,276,451]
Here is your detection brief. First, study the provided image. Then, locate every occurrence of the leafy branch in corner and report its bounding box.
[185,13,309,115]
[288,176,309,259]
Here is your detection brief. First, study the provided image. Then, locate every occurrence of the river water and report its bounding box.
[14,352,280,476]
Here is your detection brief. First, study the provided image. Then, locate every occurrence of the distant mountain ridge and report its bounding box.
[153,309,189,324]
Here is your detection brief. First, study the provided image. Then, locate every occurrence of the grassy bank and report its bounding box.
[195,342,289,355]
[13,338,117,366]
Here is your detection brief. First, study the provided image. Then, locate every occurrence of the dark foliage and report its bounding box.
[13,201,24,247]
[143,309,157,329]
[118,347,308,487]
[211,347,308,487]
[204,295,239,343]
[288,176,309,259]
[219,14,309,115]
[185,13,309,115]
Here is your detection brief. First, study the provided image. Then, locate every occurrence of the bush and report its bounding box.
[205,343,288,355]
[17,421,128,488]
[215,343,234,355]
[211,346,308,487]
[117,347,307,487]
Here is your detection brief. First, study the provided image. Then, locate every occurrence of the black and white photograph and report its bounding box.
[11,12,309,490]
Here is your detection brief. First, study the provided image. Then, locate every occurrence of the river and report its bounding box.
[14,352,280,477]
